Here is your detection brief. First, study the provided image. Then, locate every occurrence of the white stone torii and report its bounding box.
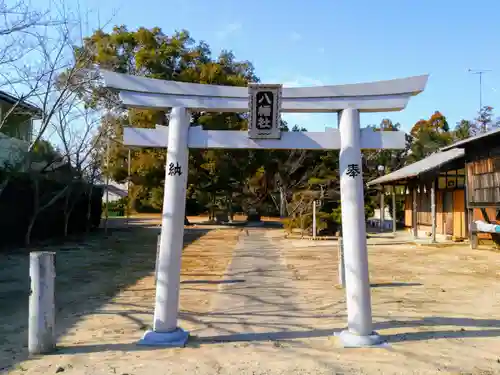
[99,70,428,348]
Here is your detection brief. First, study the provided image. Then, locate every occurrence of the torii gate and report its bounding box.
[99,70,428,348]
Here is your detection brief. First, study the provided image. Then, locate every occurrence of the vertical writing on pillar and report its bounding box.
[168,162,183,176]
[346,163,361,179]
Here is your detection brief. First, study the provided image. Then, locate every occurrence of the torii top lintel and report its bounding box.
[98,70,428,113]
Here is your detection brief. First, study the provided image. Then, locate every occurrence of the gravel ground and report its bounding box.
[2,227,500,375]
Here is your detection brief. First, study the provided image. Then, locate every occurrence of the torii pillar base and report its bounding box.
[138,328,189,347]
[336,330,384,348]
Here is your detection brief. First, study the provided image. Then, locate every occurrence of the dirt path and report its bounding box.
[192,228,309,340]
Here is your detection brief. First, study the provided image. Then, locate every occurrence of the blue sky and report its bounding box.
[67,0,500,131]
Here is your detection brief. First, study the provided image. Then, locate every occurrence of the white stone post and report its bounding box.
[29,251,56,354]
[431,180,437,243]
[392,186,397,235]
[338,237,346,287]
[337,108,381,347]
[312,200,317,239]
[139,107,190,347]
[412,187,418,238]
[380,187,385,231]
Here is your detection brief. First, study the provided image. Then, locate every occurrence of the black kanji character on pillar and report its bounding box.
[346,164,361,178]
[168,162,182,176]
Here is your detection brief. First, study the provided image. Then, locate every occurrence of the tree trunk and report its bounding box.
[280,186,289,217]
[210,194,216,222]
[26,179,40,246]
[0,177,10,199]
[227,192,233,222]
[208,193,213,221]
[25,210,39,246]
[26,178,69,246]
[86,185,94,233]
[63,213,70,237]
[63,185,72,237]
[300,209,305,237]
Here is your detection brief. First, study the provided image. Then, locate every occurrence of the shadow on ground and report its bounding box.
[4,225,500,374]
[374,316,500,342]
[47,314,500,355]
[0,226,208,372]
[370,282,423,288]
[49,239,500,356]
[192,220,284,229]
[50,327,337,355]
[180,279,246,285]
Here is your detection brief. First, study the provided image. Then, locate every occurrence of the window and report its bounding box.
[438,169,465,190]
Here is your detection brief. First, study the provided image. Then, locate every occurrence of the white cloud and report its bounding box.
[216,22,242,39]
[290,31,302,42]
[281,76,325,88]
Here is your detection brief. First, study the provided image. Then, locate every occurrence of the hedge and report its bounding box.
[0,172,103,247]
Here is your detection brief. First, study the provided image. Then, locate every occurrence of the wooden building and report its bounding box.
[367,148,466,241]
[441,128,500,247]
[368,128,500,244]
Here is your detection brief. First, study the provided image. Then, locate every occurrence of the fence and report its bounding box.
[0,172,103,247]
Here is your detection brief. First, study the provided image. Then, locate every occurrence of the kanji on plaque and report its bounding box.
[168,162,182,176]
[255,91,274,130]
[257,116,271,129]
[248,83,282,140]
[346,164,361,178]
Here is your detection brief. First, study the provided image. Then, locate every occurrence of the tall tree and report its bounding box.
[75,26,258,213]
[454,119,473,140]
[407,111,453,163]
[472,106,499,135]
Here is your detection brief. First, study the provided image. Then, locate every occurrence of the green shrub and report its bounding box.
[105,198,126,216]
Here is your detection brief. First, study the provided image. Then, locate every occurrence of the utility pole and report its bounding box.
[312,200,318,239]
[104,136,110,233]
[377,165,385,232]
[468,69,492,112]
[127,148,131,226]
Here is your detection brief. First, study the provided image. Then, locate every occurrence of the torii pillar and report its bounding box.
[98,69,428,347]
[337,108,379,345]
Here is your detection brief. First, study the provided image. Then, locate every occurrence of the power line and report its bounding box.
[468,68,492,112]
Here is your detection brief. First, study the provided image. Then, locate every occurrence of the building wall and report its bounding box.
[453,189,466,238]
[466,152,500,206]
[0,133,29,168]
[404,187,467,239]
[465,147,500,242]
[0,102,33,142]
[404,195,412,226]
[436,191,443,234]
